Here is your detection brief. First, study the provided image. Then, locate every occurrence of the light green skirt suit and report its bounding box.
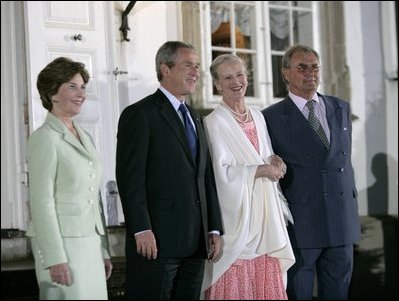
[26,113,110,300]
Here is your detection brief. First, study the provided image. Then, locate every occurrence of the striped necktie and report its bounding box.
[306,100,330,150]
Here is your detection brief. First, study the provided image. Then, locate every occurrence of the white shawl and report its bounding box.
[202,105,295,291]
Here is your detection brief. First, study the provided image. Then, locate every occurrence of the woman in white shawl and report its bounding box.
[202,54,295,300]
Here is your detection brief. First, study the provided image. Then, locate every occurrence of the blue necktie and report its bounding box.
[179,104,198,160]
[306,100,330,150]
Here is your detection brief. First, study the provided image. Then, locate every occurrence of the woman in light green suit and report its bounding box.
[26,57,112,300]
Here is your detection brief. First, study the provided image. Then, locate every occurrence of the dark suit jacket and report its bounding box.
[262,94,361,249]
[116,89,223,258]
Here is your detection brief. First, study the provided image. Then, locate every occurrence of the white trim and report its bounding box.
[1,2,28,230]
[261,1,273,106]
[381,1,397,80]
[312,1,323,94]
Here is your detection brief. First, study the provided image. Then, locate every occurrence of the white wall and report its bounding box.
[345,1,398,216]
[344,1,368,215]
[381,1,398,215]
[115,1,183,112]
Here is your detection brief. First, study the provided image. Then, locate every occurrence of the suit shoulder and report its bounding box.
[28,126,59,156]
[262,99,286,116]
[322,94,349,110]
[29,124,58,144]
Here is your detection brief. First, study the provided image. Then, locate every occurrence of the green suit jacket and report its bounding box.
[26,113,110,268]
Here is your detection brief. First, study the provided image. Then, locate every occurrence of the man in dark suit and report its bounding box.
[116,41,223,300]
[262,45,361,300]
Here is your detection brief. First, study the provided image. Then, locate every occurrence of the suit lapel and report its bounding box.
[155,91,197,167]
[45,113,95,160]
[322,95,343,153]
[74,124,98,160]
[284,97,314,135]
[284,97,330,151]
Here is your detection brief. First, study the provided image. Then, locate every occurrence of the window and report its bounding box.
[269,1,315,98]
[183,1,318,109]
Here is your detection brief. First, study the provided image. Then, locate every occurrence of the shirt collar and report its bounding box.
[159,85,186,112]
[289,91,319,112]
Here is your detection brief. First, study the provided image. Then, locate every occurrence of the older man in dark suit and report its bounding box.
[116,41,223,300]
[262,45,361,300]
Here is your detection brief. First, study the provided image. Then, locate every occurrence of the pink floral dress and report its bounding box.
[205,119,288,300]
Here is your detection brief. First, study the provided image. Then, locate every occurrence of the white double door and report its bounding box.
[25,1,120,224]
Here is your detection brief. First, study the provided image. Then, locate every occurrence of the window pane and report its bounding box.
[270,8,289,51]
[272,55,287,98]
[211,2,256,50]
[211,2,231,47]
[235,4,255,49]
[293,10,313,45]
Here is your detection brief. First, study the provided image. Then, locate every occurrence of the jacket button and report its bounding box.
[339,168,344,172]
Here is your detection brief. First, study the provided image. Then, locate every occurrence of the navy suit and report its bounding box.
[262,94,361,299]
[116,89,223,299]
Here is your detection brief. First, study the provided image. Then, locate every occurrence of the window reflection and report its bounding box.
[293,10,313,45]
[211,2,231,47]
[211,2,254,49]
[235,4,252,49]
[270,8,289,51]
[272,56,287,98]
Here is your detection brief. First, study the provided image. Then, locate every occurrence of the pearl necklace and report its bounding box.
[221,99,250,123]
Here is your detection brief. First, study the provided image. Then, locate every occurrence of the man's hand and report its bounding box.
[135,230,158,260]
[207,233,222,262]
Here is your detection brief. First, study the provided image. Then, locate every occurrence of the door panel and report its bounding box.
[24,1,117,224]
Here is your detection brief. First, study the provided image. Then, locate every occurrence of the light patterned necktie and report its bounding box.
[179,103,198,160]
[306,100,330,150]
